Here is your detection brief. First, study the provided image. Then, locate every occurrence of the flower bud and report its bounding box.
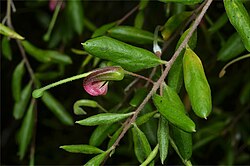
[83,66,124,96]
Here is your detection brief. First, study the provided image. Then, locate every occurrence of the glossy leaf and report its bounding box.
[76,112,134,126]
[136,111,157,126]
[158,116,169,164]
[82,36,165,72]
[171,125,192,160]
[183,47,212,119]
[42,92,74,125]
[168,28,197,93]
[91,22,116,38]
[159,0,203,5]
[12,61,26,102]
[217,33,245,61]
[13,82,32,119]
[2,36,12,60]
[60,144,104,154]
[224,0,250,51]
[132,124,152,163]
[67,0,84,35]
[18,101,35,160]
[0,23,24,40]
[84,151,108,166]
[161,12,192,40]
[21,40,72,64]
[140,144,159,166]
[90,123,120,147]
[153,93,196,132]
[108,26,163,44]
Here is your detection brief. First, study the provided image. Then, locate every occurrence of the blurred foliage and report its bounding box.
[1,0,250,165]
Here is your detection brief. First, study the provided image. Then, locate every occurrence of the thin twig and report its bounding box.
[109,0,213,155]
[116,4,139,25]
[125,71,155,84]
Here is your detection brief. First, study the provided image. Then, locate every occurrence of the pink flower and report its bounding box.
[83,66,124,96]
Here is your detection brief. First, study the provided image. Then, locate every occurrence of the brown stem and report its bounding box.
[109,0,213,155]
[116,5,139,25]
[125,71,155,84]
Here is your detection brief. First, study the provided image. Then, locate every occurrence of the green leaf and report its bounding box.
[12,60,26,102]
[82,36,165,72]
[136,111,157,126]
[140,144,159,166]
[0,23,24,40]
[108,26,163,44]
[42,92,74,125]
[91,22,116,38]
[21,40,72,64]
[2,36,12,60]
[134,11,144,29]
[168,28,197,93]
[67,0,84,35]
[132,124,152,163]
[18,101,35,160]
[13,82,32,119]
[171,125,192,160]
[90,123,120,147]
[139,0,149,10]
[158,116,169,164]
[129,88,148,107]
[217,33,246,61]
[159,0,203,5]
[76,112,134,126]
[208,13,228,34]
[183,47,212,119]
[224,0,250,51]
[153,93,196,132]
[60,144,104,154]
[240,81,250,105]
[84,151,108,166]
[107,126,123,149]
[161,12,192,40]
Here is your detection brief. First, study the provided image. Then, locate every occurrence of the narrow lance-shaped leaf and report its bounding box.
[60,145,104,154]
[158,116,169,164]
[224,0,250,51]
[217,32,246,61]
[153,93,196,132]
[42,92,74,125]
[13,82,32,119]
[82,36,165,72]
[76,112,134,126]
[12,60,26,102]
[134,11,144,29]
[91,22,116,38]
[208,13,228,34]
[84,151,109,166]
[0,23,24,40]
[140,144,159,166]
[129,88,148,107]
[67,0,84,35]
[136,111,157,126]
[2,36,12,60]
[107,126,123,149]
[90,123,120,147]
[161,12,192,40]
[108,26,163,44]
[17,101,35,160]
[21,40,72,64]
[132,124,152,163]
[168,28,197,93]
[183,47,212,119]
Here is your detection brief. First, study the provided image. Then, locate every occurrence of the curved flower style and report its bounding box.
[83,66,124,96]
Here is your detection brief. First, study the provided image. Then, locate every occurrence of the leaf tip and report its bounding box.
[32,89,43,98]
